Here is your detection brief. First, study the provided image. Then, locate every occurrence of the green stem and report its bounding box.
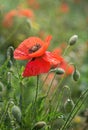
[0,102,10,127]
[34,75,39,121]
[60,88,88,130]
[41,72,50,88]
[63,45,70,56]
[46,73,56,97]
[50,74,65,101]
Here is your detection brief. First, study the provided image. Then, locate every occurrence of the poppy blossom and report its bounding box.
[14,35,52,60]
[3,8,34,28]
[3,10,17,27]
[42,51,63,68]
[23,57,51,77]
[22,51,64,77]
[59,2,69,13]
[17,8,34,19]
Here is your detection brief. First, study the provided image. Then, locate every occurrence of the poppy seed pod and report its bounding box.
[11,105,22,123]
[69,35,78,46]
[72,68,80,81]
[32,121,46,130]
[64,98,74,113]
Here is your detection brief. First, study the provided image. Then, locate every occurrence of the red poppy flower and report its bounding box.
[14,35,52,60]
[17,9,34,19]
[3,10,17,27]
[23,57,51,77]
[59,2,69,13]
[42,51,63,68]
[22,51,64,77]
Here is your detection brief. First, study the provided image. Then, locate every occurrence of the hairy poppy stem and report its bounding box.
[63,45,70,56]
[34,75,39,120]
[46,73,56,97]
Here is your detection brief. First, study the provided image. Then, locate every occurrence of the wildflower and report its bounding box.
[27,0,40,9]
[3,10,17,27]
[14,36,73,77]
[17,8,34,19]
[14,35,52,60]
[3,8,34,28]
[23,57,51,77]
[59,2,69,13]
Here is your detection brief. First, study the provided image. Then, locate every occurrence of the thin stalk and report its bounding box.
[41,72,50,88]
[50,74,65,101]
[63,45,70,56]
[34,75,39,120]
[60,88,88,130]
[19,82,24,129]
[35,75,39,103]
[0,102,10,127]
[46,73,56,97]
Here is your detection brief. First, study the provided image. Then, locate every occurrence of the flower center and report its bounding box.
[28,43,41,53]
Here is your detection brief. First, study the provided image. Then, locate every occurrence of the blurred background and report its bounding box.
[0,0,88,129]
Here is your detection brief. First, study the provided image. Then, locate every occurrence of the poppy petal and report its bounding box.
[14,36,52,60]
[23,57,51,77]
[42,51,64,68]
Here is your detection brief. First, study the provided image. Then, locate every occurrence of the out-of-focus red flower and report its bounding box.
[3,8,34,28]
[17,8,34,19]
[59,2,69,13]
[60,60,74,75]
[27,0,40,9]
[14,35,52,60]
[3,10,17,27]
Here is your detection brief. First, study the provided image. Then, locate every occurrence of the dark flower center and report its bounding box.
[28,43,41,53]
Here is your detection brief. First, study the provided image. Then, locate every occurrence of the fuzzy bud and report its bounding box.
[50,68,65,75]
[11,105,22,123]
[7,46,14,60]
[64,98,74,113]
[69,35,78,46]
[33,121,46,130]
[72,68,80,81]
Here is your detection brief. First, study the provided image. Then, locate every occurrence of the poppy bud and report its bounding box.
[11,105,22,123]
[7,46,14,60]
[50,68,65,75]
[72,68,80,81]
[32,121,46,130]
[7,60,13,68]
[69,35,78,46]
[64,98,74,113]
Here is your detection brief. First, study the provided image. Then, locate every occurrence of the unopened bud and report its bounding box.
[72,68,80,81]
[12,105,22,123]
[64,98,74,113]
[33,121,46,130]
[7,46,14,60]
[7,60,13,68]
[69,35,78,46]
[50,68,65,75]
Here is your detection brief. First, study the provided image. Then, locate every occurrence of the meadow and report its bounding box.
[0,0,88,130]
